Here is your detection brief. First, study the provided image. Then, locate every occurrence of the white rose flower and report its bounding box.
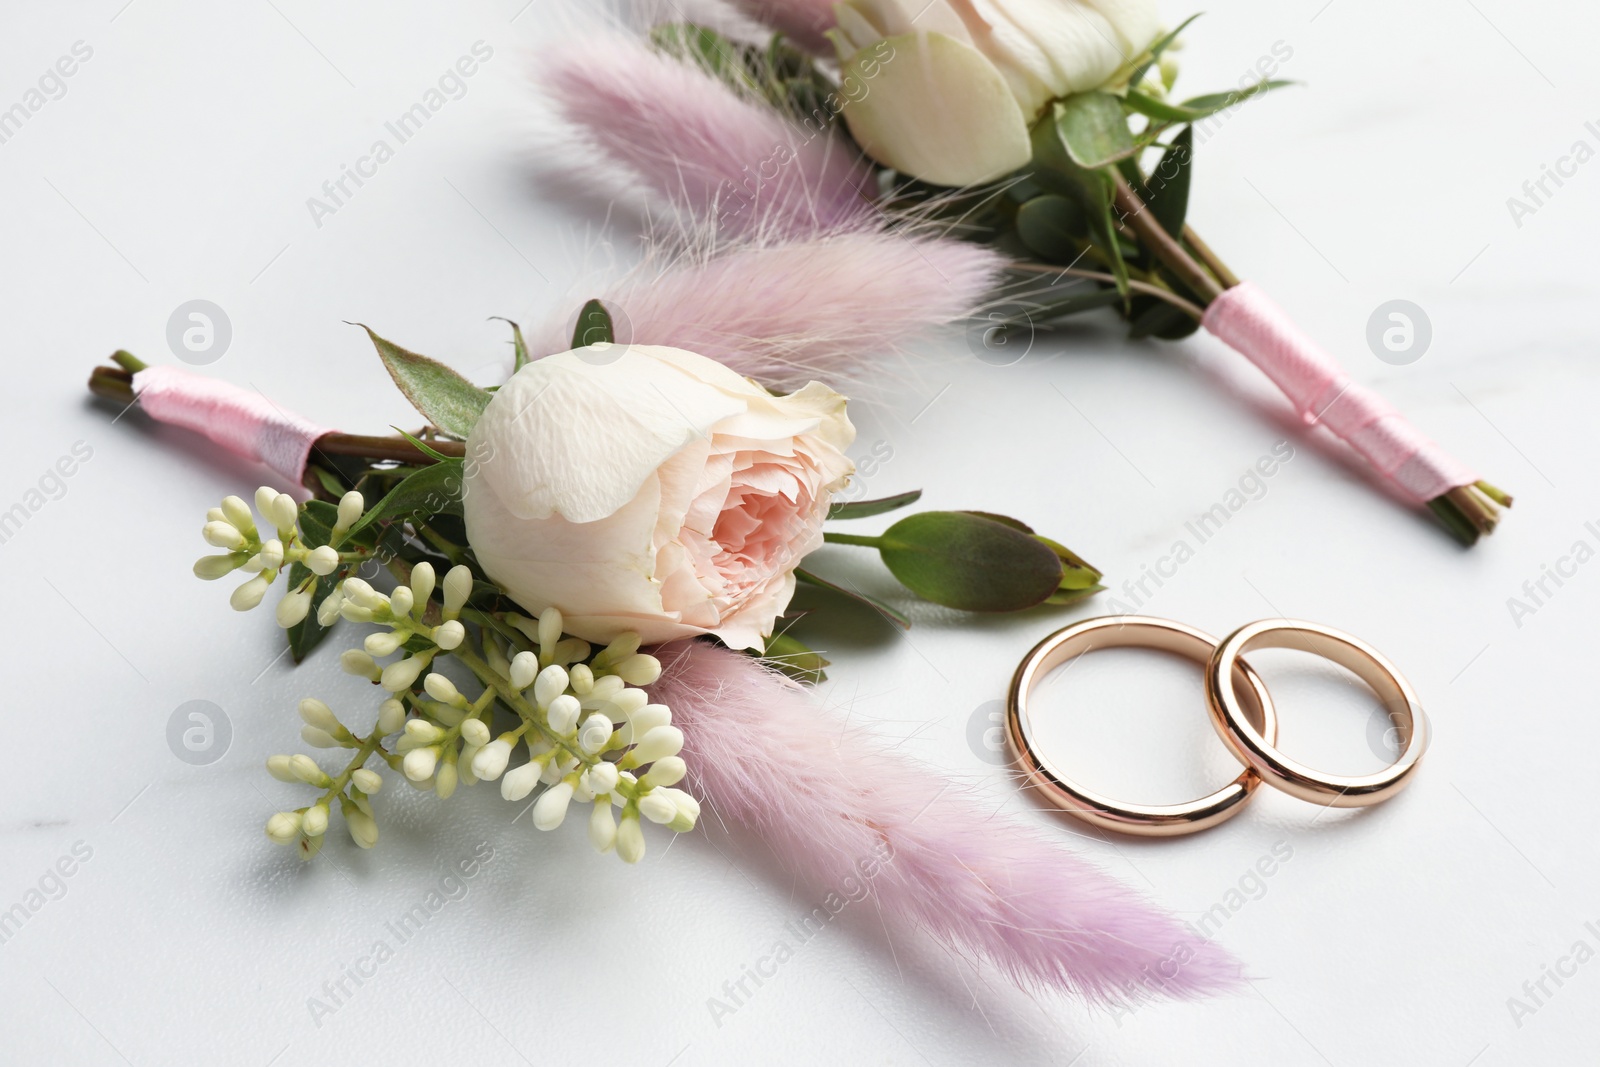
[830,0,1162,186]
[461,344,855,651]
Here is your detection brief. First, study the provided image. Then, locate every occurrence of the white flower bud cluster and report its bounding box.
[321,562,472,696]
[263,696,383,859]
[195,488,365,629]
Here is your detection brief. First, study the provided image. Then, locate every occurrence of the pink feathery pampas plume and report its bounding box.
[724,0,839,52]
[650,639,1244,1004]
[535,228,1006,387]
[536,34,870,241]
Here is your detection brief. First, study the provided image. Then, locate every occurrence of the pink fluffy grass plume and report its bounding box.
[724,0,839,52]
[536,35,870,240]
[536,229,1007,388]
[649,639,1246,1004]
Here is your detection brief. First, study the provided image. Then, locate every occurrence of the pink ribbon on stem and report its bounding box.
[1201,282,1475,503]
[131,365,331,486]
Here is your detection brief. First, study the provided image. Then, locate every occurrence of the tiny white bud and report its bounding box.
[533,665,569,708]
[643,756,686,788]
[230,574,270,612]
[639,791,677,825]
[403,745,441,782]
[433,619,465,651]
[501,760,540,802]
[220,495,256,535]
[265,811,302,845]
[289,754,331,786]
[341,577,383,609]
[442,564,473,615]
[276,587,313,628]
[578,714,612,754]
[254,486,279,523]
[316,590,344,627]
[409,561,436,607]
[335,490,365,531]
[567,663,594,695]
[423,673,460,704]
[364,631,404,657]
[346,806,379,848]
[306,545,341,577]
[537,609,563,651]
[339,602,374,625]
[616,653,662,686]
[404,719,445,744]
[340,649,381,681]
[381,655,428,692]
[471,738,513,781]
[435,760,458,799]
[388,586,414,619]
[298,698,340,733]
[460,719,491,747]
[547,694,581,734]
[351,768,383,794]
[664,788,701,832]
[630,704,673,737]
[259,538,284,571]
[589,800,617,852]
[616,811,646,864]
[193,554,239,581]
[300,725,338,748]
[600,632,642,665]
[376,698,407,735]
[269,493,298,534]
[630,725,684,766]
[583,762,620,795]
[203,521,246,550]
[206,506,226,524]
[265,754,297,783]
[603,688,650,724]
[588,675,625,702]
[302,803,330,837]
[532,780,575,830]
[509,650,539,691]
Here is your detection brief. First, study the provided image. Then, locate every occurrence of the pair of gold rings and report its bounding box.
[1005,616,1429,837]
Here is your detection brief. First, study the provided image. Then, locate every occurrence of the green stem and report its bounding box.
[319,731,387,805]
[452,642,600,770]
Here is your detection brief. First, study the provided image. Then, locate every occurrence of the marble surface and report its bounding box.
[2,1,1596,1063]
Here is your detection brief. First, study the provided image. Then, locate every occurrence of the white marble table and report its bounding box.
[2,1,1595,1063]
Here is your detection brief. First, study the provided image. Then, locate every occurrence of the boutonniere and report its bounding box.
[535,1,1510,543]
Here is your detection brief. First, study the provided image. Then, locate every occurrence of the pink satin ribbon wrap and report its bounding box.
[1202,282,1475,502]
[131,365,331,485]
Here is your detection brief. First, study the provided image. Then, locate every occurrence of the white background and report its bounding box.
[2,0,1596,1063]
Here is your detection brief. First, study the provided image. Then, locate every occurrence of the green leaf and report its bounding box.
[794,568,911,630]
[1173,79,1295,118]
[829,489,923,520]
[1021,286,1124,324]
[1144,126,1193,238]
[571,299,615,349]
[391,427,457,463]
[1055,92,1139,169]
[875,511,1065,613]
[285,499,340,663]
[490,316,531,373]
[758,632,830,682]
[1030,104,1129,298]
[1128,295,1201,340]
[1014,194,1089,262]
[358,325,490,439]
[1033,535,1103,588]
[344,459,465,541]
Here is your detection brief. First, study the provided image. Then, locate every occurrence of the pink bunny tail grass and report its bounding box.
[535,34,870,241]
[534,228,1007,389]
[724,0,839,52]
[649,640,1245,1004]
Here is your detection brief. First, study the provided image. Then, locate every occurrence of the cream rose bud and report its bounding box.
[830,0,1161,186]
[461,344,855,651]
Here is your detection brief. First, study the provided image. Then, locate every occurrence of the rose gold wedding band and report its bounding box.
[1205,619,1429,808]
[1006,616,1278,837]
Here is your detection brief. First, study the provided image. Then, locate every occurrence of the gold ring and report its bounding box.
[1205,619,1429,808]
[1006,616,1278,837]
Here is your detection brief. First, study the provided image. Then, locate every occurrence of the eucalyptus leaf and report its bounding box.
[794,568,911,630]
[875,511,1065,613]
[1015,194,1089,262]
[1172,79,1295,119]
[359,325,490,439]
[1144,126,1193,238]
[829,489,923,521]
[1029,104,1129,297]
[1055,92,1139,169]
